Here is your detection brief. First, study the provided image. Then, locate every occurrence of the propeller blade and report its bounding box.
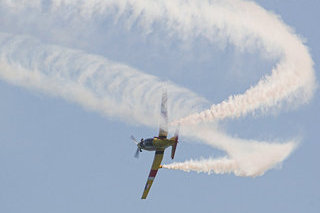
[130,135,138,144]
[134,147,140,158]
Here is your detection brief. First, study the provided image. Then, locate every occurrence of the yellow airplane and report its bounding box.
[131,91,179,199]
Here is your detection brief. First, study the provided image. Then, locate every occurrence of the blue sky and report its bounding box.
[0,1,319,212]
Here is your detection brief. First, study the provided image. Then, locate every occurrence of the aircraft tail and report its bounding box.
[170,127,179,159]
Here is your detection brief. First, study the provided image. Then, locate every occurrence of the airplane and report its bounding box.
[131,91,179,199]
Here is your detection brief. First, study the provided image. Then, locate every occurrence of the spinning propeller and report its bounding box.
[131,135,142,158]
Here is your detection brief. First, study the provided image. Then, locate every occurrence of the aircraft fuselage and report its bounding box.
[139,137,175,151]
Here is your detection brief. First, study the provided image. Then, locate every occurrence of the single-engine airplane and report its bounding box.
[131,91,179,199]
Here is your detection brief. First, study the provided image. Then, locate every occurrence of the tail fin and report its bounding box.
[171,127,179,159]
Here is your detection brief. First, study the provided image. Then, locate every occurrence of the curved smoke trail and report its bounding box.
[0,0,315,176]
[0,32,206,127]
[164,124,298,176]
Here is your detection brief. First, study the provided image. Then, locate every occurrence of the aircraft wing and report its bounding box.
[141,150,164,199]
[158,91,168,138]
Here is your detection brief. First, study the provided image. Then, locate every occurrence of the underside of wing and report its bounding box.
[158,91,168,138]
[141,150,164,199]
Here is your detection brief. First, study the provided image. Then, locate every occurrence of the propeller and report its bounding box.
[131,135,142,158]
[134,147,140,158]
[130,135,138,144]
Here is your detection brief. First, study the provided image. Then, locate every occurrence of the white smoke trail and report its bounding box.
[0,32,206,127]
[163,158,238,175]
[0,0,315,122]
[164,124,298,177]
[0,0,315,176]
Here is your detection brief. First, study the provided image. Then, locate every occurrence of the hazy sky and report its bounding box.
[0,1,319,212]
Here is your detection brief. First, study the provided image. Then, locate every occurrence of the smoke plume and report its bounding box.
[0,0,315,176]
